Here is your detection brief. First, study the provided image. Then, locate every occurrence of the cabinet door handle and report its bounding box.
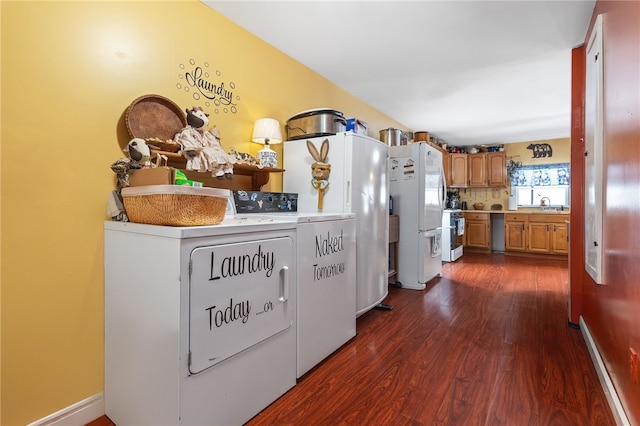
[554,225,557,231]
[546,224,549,232]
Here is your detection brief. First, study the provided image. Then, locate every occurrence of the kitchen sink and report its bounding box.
[540,207,568,213]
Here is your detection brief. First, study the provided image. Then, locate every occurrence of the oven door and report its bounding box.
[453,216,465,248]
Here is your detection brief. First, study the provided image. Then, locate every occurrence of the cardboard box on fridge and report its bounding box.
[346,118,369,136]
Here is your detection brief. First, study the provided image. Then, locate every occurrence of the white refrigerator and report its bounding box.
[389,142,445,290]
[283,132,389,317]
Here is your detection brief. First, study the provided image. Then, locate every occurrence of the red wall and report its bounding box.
[571,0,640,423]
[569,45,585,327]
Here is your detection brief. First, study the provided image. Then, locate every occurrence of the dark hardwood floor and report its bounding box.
[89,252,615,426]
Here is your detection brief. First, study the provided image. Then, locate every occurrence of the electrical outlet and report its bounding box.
[630,347,639,384]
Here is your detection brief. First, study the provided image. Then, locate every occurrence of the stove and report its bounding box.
[442,209,464,262]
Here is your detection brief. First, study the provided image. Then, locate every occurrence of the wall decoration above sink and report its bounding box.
[527,143,553,158]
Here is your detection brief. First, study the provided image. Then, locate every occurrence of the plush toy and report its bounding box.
[111,138,154,190]
[108,138,155,222]
[228,147,258,166]
[307,139,331,211]
[123,138,152,168]
[174,107,236,179]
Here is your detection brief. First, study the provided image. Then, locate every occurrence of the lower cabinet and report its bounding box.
[464,212,491,249]
[528,222,552,253]
[551,222,568,254]
[466,212,569,256]
[528,214,569,255]
[504,214,527,251]
[503,213,569,256]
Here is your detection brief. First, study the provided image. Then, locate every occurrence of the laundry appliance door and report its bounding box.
[188,237,293,375]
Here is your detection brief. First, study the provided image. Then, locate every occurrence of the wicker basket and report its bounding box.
[122,185,229,226]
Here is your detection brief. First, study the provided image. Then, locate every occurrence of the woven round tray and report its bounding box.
[125,94,186,151]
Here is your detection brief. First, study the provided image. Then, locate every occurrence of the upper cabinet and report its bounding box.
[443,150,507,189]
[486,152,507,187]
[468,153,487,187]
[448,153,468,188]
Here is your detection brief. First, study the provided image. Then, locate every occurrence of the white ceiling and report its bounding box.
[202,0,595,146]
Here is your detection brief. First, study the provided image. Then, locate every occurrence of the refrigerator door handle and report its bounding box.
[345,180,351,208]
[440,166,447,210]
[279,265,289,302]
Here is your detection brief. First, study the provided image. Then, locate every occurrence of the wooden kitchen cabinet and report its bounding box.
[551,222,568,254]
[467,152,507,187]
[486,152,507,187]
[464,212,491,249]
[443,151,506,189]
[503,213,569,256]
[468,153,487,187]
[443,153,451,187]
[528,222,552,253]
[504,213,527,251]
[449,153,468,188]
[526,214,569,255]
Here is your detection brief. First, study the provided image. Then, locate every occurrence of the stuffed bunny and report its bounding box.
[307,139,331,210]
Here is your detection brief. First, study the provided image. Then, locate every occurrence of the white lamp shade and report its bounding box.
[252,118,282,145]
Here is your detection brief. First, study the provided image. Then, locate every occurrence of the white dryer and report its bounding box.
[104,216,297,425]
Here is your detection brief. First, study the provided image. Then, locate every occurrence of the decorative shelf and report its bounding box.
[152,150,284,191]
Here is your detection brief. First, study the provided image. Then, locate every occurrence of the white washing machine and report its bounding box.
[232,191,357,378]
[104,215,298,425]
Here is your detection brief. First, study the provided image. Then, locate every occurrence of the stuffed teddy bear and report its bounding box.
[108,138,155,222]
[174,107,235,179]
[111,138,154,191]
[123,137,152,168]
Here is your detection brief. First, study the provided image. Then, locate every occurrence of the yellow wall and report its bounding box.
[0,1,406,424]
[457,137,571,209]
[505,137,570,167]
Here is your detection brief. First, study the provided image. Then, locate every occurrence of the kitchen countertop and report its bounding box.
[463,209,570,215]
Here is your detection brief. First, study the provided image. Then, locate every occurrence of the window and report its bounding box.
[511,163,570,207]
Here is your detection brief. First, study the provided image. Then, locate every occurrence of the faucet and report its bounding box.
[540,197,551,208]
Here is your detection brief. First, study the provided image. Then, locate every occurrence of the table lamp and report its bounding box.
[252,118,282,168]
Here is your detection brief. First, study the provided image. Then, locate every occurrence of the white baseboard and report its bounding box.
[26,392,104,426]
[580,316,631,426]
